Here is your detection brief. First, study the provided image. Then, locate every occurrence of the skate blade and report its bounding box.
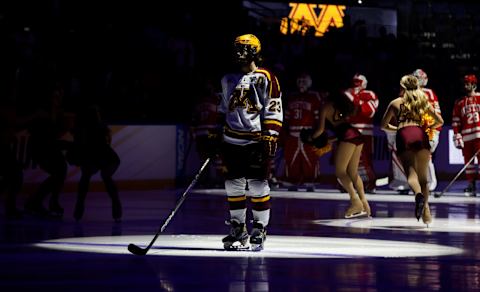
[224,241,250,251]
[250,243,264,252]
[49,211,64,218]
[344,211,367,219]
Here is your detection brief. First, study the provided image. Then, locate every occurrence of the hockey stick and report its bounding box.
[128,157,211,255]
[178,134,194,185]
[434,148,480,198]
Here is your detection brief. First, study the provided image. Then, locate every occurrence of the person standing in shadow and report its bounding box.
[24,87,69,218]
[69,105,122,222]
[0,104,24,219]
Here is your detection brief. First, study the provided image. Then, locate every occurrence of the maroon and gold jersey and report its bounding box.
[219,68,283,145]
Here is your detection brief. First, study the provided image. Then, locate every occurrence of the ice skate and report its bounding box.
[49,200,64,218]
[249,221,267,251]
[287,186,298,192]
[414,193,425,221]
[360,198,371,217]
[306,184,315,192]
[222,219,249,251]
[344,199,366,219]
[24,201,51,218]
[269,177,281,190]
[73,200,85,221]
[422,203,432,226]
[365,182,376,194]
[464,181,476,197]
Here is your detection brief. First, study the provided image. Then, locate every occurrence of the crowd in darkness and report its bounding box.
[0,1,479,125]
[1,0,480,218]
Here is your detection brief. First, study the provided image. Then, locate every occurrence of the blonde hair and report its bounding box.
[400,75,429,121]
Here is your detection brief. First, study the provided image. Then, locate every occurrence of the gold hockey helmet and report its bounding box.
[234,34,261,63]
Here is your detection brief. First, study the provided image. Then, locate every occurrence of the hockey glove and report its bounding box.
[300,128,314,144]
[353,97,364,107]
[454,133,464,149]
[205,131,223,157]
[261,135,278,159]
[300,128,328,148]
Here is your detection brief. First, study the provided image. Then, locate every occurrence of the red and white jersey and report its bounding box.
[452,93,480,142]
[219,68,283,145]
[344,88,378,136]
[191,96,219,137]
[284,91,323,137]
[423,87,442,130]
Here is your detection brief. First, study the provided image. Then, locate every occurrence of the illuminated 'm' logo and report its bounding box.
[280,3,346,37]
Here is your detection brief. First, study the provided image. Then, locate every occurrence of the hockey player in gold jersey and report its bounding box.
[216,34,282,251]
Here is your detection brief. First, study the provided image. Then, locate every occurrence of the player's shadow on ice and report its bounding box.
[150,246,230,252]
[381,225,428,230]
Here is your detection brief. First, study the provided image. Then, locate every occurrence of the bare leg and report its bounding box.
[399,151,422,194]
[48,158,67,216]
[101,171,122,221]
[348,144,365,199]
[400,150,431,223]
[335,142,357,201]
[335,142,365,218]
[415,149,431,200]
[3,157,23,219]
[347,144,370,216]
[74,167,95,221]
[415,149,432,224]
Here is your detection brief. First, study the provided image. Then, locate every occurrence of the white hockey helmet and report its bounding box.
[352,74,367,91]
[464,74,477,92]
[412,69,428,87]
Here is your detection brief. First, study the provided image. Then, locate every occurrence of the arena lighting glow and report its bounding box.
[280,3,346,37]
[315,217,480,233]
[195,189,480,205]
[34,235,462,258]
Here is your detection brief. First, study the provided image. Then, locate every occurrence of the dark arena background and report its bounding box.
[1,0,480,291]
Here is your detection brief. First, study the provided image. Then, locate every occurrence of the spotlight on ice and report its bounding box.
[34,234,462,258]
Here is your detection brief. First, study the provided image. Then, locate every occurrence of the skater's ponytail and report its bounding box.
[331,91,355,119]
[400,75,429,122]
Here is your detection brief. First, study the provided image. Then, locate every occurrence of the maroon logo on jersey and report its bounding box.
[228,89,260,113]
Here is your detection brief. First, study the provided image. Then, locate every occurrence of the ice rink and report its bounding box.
[1,185,480,291]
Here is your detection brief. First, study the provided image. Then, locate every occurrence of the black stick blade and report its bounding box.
[128,243,148,256]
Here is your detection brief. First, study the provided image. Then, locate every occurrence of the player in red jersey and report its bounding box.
[283,73,323,191]
[191,80,224,187]
[344,74,378,193]
[452,74,480,196]
[413,69,442,191]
